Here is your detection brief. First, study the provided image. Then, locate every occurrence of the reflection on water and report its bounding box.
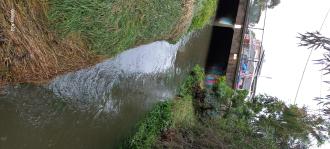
[0,26,212,149]
[0,84,144,149]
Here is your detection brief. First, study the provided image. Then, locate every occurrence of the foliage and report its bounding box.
[268,0,281,9]
[249,1,263,24]
[298,32,330,117]
[189,0,217,31]
[214,116,278,149]
[127,66,203,148]
[178,65,205,97]
[172,96,196,128]
[128,65,329,148]
[253,0,281,10]
[208,79,278,148]
[179,69,329,148]
[48,0,182,56]
[201,80,329,148]
[249,0,281,24]
[298,32,330,51]
[250,95,329,148]
[128,101,173,149]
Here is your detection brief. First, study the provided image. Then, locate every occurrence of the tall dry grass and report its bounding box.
[0,0,206,86]
[0,0,96,84]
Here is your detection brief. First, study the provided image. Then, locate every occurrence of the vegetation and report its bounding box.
[126,66,203,148]
[48,0,183,55]
[126,65,330,149]
[249,0,281,24]
[128,101,173,149]
[0,0,96,84]
[298,32,330,118]
[0,0,217,86]
[189,0,217,31]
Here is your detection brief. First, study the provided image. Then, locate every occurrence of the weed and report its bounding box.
[128,101,172,149]
[126,66,204,149]
[0,0,198,85]
[190,0,218,31]
[172,96,196,128]
[48,0,184,56]
[178,65,205,97]
[0,0,96,84]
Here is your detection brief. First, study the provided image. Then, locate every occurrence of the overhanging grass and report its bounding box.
[0,0,96,84]
[126,97,196,149]
[190,0,218,31]
[128,101,173,149]
[48,0,183,56]
[1,0,199,85]
[172,96,196,128]
[126,66,203,148]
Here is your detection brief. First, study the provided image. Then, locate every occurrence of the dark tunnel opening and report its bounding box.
[215,0,240,25]
[206,27,234,75]
[204,0,244,88]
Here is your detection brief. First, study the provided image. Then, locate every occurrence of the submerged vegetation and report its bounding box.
[0,0,216,86]
[126,66,330,149]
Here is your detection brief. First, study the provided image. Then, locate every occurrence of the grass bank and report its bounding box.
[48,0,183,55]
[126,66,329,149]
[125,66,203,149]
[0,0,217,86]
[190,0,218,31]
[0,0,97,84]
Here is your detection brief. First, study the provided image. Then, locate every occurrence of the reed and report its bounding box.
[0,0,98,84]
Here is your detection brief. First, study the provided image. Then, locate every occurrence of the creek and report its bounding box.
[0,27,212,149]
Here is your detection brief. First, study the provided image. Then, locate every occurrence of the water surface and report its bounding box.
[0,26,212,149]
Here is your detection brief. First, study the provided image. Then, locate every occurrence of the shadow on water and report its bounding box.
[0,26,212,149]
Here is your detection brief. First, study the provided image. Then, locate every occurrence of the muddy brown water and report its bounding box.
[0,26,212,149]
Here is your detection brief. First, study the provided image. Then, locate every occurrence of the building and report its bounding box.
[205,0,265,98]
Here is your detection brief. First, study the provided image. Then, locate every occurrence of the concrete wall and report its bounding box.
[226,0,249,87]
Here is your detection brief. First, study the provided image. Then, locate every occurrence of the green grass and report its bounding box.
[47,0,218,56]
[128,101,173,149]
[172,96,196,128]
[178,65,205,97]
[126,66,203,148]
[190,0,218,31]
[48,0,182,56]
[126,97,197,149]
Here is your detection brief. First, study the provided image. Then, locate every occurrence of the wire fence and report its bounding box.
[235,0,267,98]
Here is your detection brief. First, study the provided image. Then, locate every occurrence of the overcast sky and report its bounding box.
[255,0,330,148]
[257,0,330,106]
